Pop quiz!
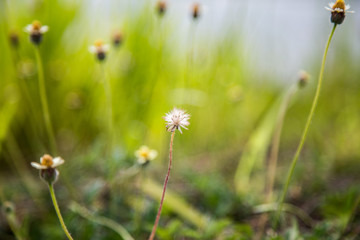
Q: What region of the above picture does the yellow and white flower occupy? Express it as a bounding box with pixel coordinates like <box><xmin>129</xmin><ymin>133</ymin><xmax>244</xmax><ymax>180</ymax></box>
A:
<box><xmin>89</xmin><ymin>40</ymin><xmax>110</xmax><ymax>61</ymax></box>
<box><xmin>325</xmin><ymin>0</ymin><xmax>353</xmax><ymax>24</ymax></box>
<box><xmin>31</xmin><ymin>154</ymin><xmax>64</xmax><ymax>170</ymax></box>
<box><xmin>31</xmin><ymin>154</ymin><xmax>64</xmax><ymax>184</ymax></box>
<box><xmin>24</xmin><ymin>20</ymin><xmax>49</xmax><ymax>45</ymax></box>
<box><xmin>135</xmin><ymin>146</ymin><xmax>158</xmax><ymax>165</ymax></box>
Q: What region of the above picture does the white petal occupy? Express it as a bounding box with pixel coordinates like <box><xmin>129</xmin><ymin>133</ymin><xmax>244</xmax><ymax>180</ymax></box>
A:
<box><xmin>137</xmin><ymin>158</ymin><xmax>146</xmax><ymax>164</ymax></box>
<box><xmin>102</xmin><ymin>44</ymin><xmax>110</xmax><ymax>52</ymax></box>
<box><xmin>89</xmin><ymin>46</ymin><xmax>97</xmax><ymax>53</ymax></box>
<box><xmin>40</xmin><ymin>25</ymin><xmax>49</xmax><ymax>33</ymax></box>
<box><xmin>149</xmin><ymin>150</ymin><xmax>158</xmax><ymax>160</ymax></box>
<box><xmin>31</xmin><ymin>162</ymin><xmax>47</xmax><ymax>169</ymax></box>
<box><xmin>24</xmin><ymin>25</ymin><xmax>33</xmax><ymax>33</ymax></box>
<box><xmin>52</xmin><ymin>157</ymin><xmax>64</xmax><ymax>167</ymax></box>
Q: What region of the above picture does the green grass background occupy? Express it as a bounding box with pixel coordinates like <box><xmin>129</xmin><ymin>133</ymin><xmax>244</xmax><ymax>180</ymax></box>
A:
<box><xmin>0</xmin><ymin>0</ymin><xmax>359</xmax><ymax>239</ymax></box>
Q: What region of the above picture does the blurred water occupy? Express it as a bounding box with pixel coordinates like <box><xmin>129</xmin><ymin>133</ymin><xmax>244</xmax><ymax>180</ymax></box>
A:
<box><xmin>76</xmin><ymin>0</ymin><xmax>360</xmax><ymax>83</ymax></box>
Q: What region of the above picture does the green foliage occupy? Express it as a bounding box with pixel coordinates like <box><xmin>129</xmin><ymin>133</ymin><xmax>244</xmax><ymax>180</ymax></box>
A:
<box><xmin>0</xmin><ymin>0</ymin><xmax>359</xmax><ymax>239</ymax></box>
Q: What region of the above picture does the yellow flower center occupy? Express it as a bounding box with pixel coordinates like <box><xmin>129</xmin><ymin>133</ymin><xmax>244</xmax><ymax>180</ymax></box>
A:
<box><xmin>94</xmin><ymin>40</ymin><xmax>104</xmax><ymax>47</ymax></box>
<box><xmin>32</xmin><ymin>20</ymin><xmax>42</xmax><ymax>31</ymax></box>
<box><xmin>333</xmin><ymin>0</ymin><xmax>345</xmax><ymax>11</ymax></box>
<box><xmin>41</xmin><ymin>154</ymin><xmax>54</xmax><ymax>167</ymax></box>
<box><xmin>140</xmin><ymin>151</ymin><xmax>149</xmax><ymax>159</ymax></box>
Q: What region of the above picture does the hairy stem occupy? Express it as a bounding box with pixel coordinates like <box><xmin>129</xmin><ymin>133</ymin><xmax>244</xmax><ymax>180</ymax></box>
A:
<box><xmin>148</xmin><ymin>131</ymin><xmax>175</xmax><ymax>240</ymax></box>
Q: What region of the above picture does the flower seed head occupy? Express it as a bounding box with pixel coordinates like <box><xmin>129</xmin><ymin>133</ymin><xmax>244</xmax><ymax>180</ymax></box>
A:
<box><xmin>31</xmin><ymin>154</ymin><xmax>64</xmax><ymax>184</ymax></box>
<box><xmin>157</xmin><ymin>1</ymin><xmax>167</xmax><ymax>16</ymax></box>
<box><xmin>24</xmin><ymin>20</ymin><xmax>49</xmax><ymax>45</ymax></box>
<box><xmin>325</xmin><ymin>0</ymin><xmax>353</xmax><ymax>25</ymax></box>
<box><xmin>135</xmin><ymin>145</ymin><xmax>158</xmax><ymax>165</ymax></box>
<box><xmin>298</xmin><ymin>70</ymin><xmax>310</xmax><ymax>88</ymax></box>
<box><xmin>163</xmin><ymin>108</ymin><xmax>190</xmax><ymax>134</ymax></box>
<box><xmin>89</xmin><ymin>40</ymin><xmax>110</xmax><ymax>61</ymax></box>
<box><xmin>192</xmin><ymin>3</ymin><xmax>200</xmax><ymax>20</ymax></box>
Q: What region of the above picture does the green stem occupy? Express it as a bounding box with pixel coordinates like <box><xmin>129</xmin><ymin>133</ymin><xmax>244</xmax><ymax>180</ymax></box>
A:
<box><xmin>34</xmin><ymin>46</ymin><xmax>57</xmax><ymax>155</ymax></box>
<box><xmin>254</xmin><ymin>203</ymin><xmax>315</xmax><ymax>227</ymax></box>
<box><xmin>70</xmin><ymin>201</ymin><xmax>134</xmax><ymax>240</ymax></box>
<box><xmin>266</xmin><ymin>85</ymin><xmax>297</xmax><ymax>201</ymax></box>
<box><xmin>276</xmin><ymin>24</ymin><xmax>337</xmax><ymax>226</ymax></box>
<box><xmin>256</xmin><ymin>85</ymin><xmax>298</xmax><ymax>239</ymax></box>
<box><xmin>101</xmin><ymin>64</ymin><xmax>114</xmax><ymax>151</ymax></box>
<box><xmin>48</xmin><ymin>184</ymin><xmax>73</xmax><ymax>240</ymax></box>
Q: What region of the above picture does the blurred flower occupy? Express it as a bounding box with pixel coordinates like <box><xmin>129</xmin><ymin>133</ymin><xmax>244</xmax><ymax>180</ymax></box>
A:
<box><xmin>191</xmin><ymin>3</ymin><xmax>200</xmax><ymax>20</ymax></box>
<box><xmin>325</xmin><ymin>0</ymin><xmax>353</xmax><ymax>24</ymax></box>
<box><xmin>135</xmin><ymin>145</ymin><xmax>158</xmax><ymax>165</ymax></box>
<box><xmin>156</xmin><ymin>1</ymin><xmax>167</xmax><ymax>16</ymax></box>
<box><xmin>298</xmin><ymin>70</ymin><xmax>310</xmax><ymax>88</ymax></box>
<box><xmin>112</xmin><ymin>32</ymin><xmax>124</xmax><ymax>47</ymax></box>
<box><xmin>9</xmin><ymin>31</ymin><xmax>19</xmax><ymax>48</ymax></box>
<box><xmin>24</xmin><ymin>20</ymin><xmax>49</xmax><ymax>45</ymax></box>
<box><xmin>89</xmin><ymin>40</ymin><xmax>110</xmax><ymax>61</ymax></box>
<box><xmin>163</xmin><ymin>108</ymin><xmax>190</xmax><ymax>133</ymax></box>
<box><xmin>31</xmin><ymin>154</ymin><xmax>64</xmax><ymax>184</ymax></box>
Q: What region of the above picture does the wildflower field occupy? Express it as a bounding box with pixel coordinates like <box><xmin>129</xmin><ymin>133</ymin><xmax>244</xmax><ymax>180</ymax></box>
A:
<box><xmin>1</xmin><ymin>0</ymin><xmax>360</xmax><ymax>239</ymax></box>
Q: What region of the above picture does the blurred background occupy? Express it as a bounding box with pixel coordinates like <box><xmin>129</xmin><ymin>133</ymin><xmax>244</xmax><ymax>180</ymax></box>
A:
<box><xmin>0</xmin><ymin>0</ymin><xmax>359</xmax><ymax>239</ymax></box>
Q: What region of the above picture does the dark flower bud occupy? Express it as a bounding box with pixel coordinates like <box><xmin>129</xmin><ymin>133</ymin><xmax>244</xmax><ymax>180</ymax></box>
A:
<box><xmin>40</xmin><ymin>168</ymin><xmax>59</xmax><ymax>184</ymax></box>
<box><xmin>2</xmin><ymin>202</ymin><xmax>15</xmax><ymax>214</ymax></box>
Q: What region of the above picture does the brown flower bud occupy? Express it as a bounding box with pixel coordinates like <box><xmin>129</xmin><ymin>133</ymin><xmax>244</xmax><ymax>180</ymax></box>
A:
<box><xmin>298</xmin><ymin>70</ymin><xmax>310</xmax><ymax>88</ymax></box>
<box><xmin>192</xmin><ymin>3</ymin><xmax>200</xmax><ymax>20</ymax></box>
<box><xmin>113</xmin><ymin>32</ymin><xmax>124</xmax><ymax>47</ymax></box>
<box><xmin>9</xmin><ymin>32</ymin><xmax>19</xmax><ymax>48</ymax></box>
<box><xmin>157</xmin><ymin>1</ymin><xmax>167</xmax><ymax>16</ymax></box>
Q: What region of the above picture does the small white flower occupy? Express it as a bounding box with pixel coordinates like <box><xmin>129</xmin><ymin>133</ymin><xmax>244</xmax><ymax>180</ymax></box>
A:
<box><xmin>31</xmin><ymin>154</ymin><xmax>64</xmax><ymax>170</ymax></box>
<box><xmin>24</xmin><ymin>20</ymin><xmax>49</xmax><ymax>45</ymax></box>
<box><xmin>325</xmin><ymin>0</ymin><xmax>353</xmax><ymax>25</ymax></box>
<box><xmin>89</xmin><ymin>40</ymin><xmax>110</xmax><ymax>61</ymax></box>
<box><xmin>325</xmin><ymin>0</ymin><xmax>353</xmax><ymax>13</ymax></box>
<box><xmin>24</xmin><ymin>20</ymin><xmax>49</xmax><ymax>34</ymax></box>
<box><xmin>89</xmin><ymin>40</ymin><xmax>110</xmax><ymax>54</ymax></box>
<box><xmin>135</xmin><ymin>146</ymin><xmax>158</xmax><ymax>164</ymax></box>
<box><xmin>163</xmin><ymin>108</ymin><xmax>190</xmax><ymax>134</ymax></box>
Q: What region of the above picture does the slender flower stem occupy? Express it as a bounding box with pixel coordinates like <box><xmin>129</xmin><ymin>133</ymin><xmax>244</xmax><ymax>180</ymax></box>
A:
<box><xmin>149</xmin><ymin>131</ymin><xmax>175</xmax><ymax>240</ymax></box>
<box><xmin>256</xmin><ymin>85</ymin><xmax>297</xmax><ymax>238</ymax></box>
<box><xmin>35</xmin><ymin>46</ymin><xmax>57</xmax><ymax>155</ymax></box>
<box><xmin>101</xmin><ymin>64</ymin><xmax>114</xmax><ymax>150</ymax></box>
<box><xmin>267</xmin><ymin>85</ymin><xmax>297</xmax><ymax>201</ymax></box>
<box><xmin>276</xmin><ymin>24</ymin><xmax>337</xmax><ymax>226</ymax></box>
<box><xmin>48</xmin><ymin>184</ymin><xmax>73</xmax><ymax>240</ymax></box>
